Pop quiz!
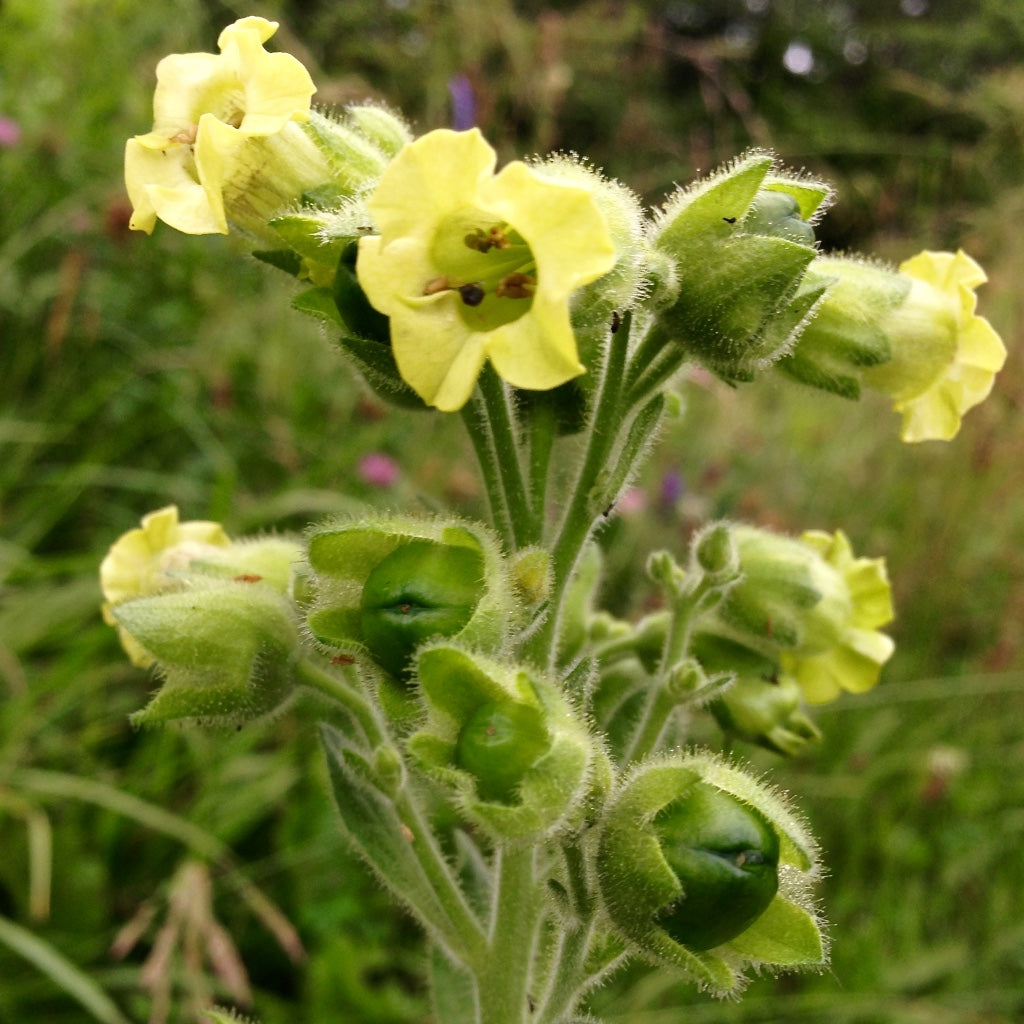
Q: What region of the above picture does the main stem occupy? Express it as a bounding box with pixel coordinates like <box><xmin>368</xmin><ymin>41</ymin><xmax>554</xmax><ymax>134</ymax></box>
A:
<box><xmin>477</xmin><ymin>844</ymin><xmax>541</xmax><ymax>1024</ymax></box>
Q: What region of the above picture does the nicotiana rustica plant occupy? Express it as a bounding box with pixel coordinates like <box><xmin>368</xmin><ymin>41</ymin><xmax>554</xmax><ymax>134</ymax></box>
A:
<box><xmin>103</xmin><ymin>16</ymin><xmax>1009</xmax><ymax>1024</ymax></box>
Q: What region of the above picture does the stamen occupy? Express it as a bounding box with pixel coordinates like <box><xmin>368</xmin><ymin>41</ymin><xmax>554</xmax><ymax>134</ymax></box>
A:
<box><xmin>464</xmin><ymin>225</ymin><xmax>512</xmax><ymax>253</ymax></box>
<box><xmin>423</xmin><ymin>275</ymin><xmax>453</xmax><ymax>295</ymax></box>
<box><xmin>495</xmin><ymin>273</ymin><xmax>535</xmax><ymax>300</ymax></box>
<box><xmin>170</xmin><ymin>124</ymin><xmax>199</xmax><ymax>145</ymax></box>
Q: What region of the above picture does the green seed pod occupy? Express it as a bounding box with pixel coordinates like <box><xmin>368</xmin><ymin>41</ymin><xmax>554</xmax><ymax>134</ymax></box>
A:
<box><xmin>407</xmin><ymin>644</ymin><xmax>593</xmax><ymax>839</ymax></box>
<box><xmin>360</xmin><ymin>539</ymin><xmax>483</xmax><ymax>678</ymax></box>
<box><xmin>743</xmin><ymin>190</ymin><xmax>815</xmax><ymax>246</ymax></box>
<box><xmin>306</xmin><ymin>516</ymin><xmax>512</xmax><ymax>682</ymax></box>
<box><xmin>655</xmin><ymin>784</ymin><xmax>779</xmax><ymax>950</ymax></box>
<box><xmin>594</xmin><ymin>753</ymin><xmax>824</xmax><ymax>993</ymax></box>
<box><xmin>455</xmin><ymin>700</ymin><xmax>551</xmax><ymax>803</ymax></box>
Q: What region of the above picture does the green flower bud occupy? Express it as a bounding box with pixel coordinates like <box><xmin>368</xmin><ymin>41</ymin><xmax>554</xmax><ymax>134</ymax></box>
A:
<box><xmin>656</xmin><ymin>783</ymin><xmax>779</xmax><ymax>950</ymax></box>
<box><xmin>743</xmin><ymin>190</ymin><xmax>815</xmax><ymax>246</ymax></box>
<box><xmin>595</xmin><ymin>753</ymin><xmax>824</xmax><ymax>993</ymax></box>
<box><xmin>306</xmin><ymin>516</ymin><xmax>512</xmax><ymax>681</ymax></box>
<box><xmin>712</xmin><ymin>672</ymin><xmax>821</xmax><ymax>757</ymax></box>
<box><xmin>407</xmin><ymin>645</ymin><xmax>592</xmax><ymax>839</ymax></box>
<box><xmin>649</xmin><ymin>152</ymin><xmax>831</xmax><ymax>383</ymax></box>
<box><xmin>693</xmin><ymin>632</ymin><xmax>821</xmax><ymax>756</ymax></box>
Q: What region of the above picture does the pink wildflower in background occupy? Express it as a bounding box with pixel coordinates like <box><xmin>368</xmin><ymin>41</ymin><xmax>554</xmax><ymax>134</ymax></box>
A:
<box><xmin>359</xmin><ymin>452</ymin><xmax>400</xmax><ymax>488</ymax></box>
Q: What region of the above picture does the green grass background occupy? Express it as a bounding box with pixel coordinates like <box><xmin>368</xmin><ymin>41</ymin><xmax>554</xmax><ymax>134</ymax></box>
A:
<box><xmin>1</xmin><ymin>1</ymin><xmax>1022</xmax><ymax>1021</ymax></box>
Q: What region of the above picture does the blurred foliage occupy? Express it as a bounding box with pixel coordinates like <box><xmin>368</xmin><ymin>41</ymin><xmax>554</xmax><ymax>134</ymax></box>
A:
<box><xmin>1</xmin><ymin>0</ymin><xmax>1022</xmax><ymax>1021</ymax></box>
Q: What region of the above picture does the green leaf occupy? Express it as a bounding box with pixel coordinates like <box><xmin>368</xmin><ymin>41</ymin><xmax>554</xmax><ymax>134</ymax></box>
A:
<box><xmin>321</xmin><ymin>726</ymin><xmax>467</xmax><ymax>949</ymax></box>
<box><xmin>428</xmin><ymin>944</ymin><xmax>477</xmax><ymax>1024</ymax></box>
<box><xmin>292</xmin><ymin>286</ymin><xmax>343</xmax><ymax>325</ymax></box>
<box><xmin>0</xmin><ymin>913</ymin><xmax>130</xmax><ymax>1024</ymax></box>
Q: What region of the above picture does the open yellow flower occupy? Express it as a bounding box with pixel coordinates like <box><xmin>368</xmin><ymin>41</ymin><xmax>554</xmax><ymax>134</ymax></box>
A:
<box><xmin>780</xmin><ymin>529</ymin><xmax>895</xmax><ymax>704</ymax></box>
<box><xmin>100</xmin><ymin>506</ymin><xmax>230</xmax><ymax>666</ymax></box>
<box><xmin>356</xmin><ymin>128</ymin><xmax>616</xmax><ymax>411</ymax></box>
<box><xmin>125</xmin><ymin>17</ymin><xmax>319</xmax><ymax>236</ymax></box>
<box><xmin>785</xmin><ymin>250</ymin><xmax>1005</xmax><ymax>442</ymax></box>
<box><xmin>862</xmin><ymin>250</ymin><xmax>1006</xmax><ymax>442</ymax></box>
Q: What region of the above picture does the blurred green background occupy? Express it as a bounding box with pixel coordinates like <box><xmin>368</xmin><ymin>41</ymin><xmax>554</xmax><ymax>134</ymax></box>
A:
<box><xmin>1</xmin><ymin>0</ymin><xmax>1022</xmax><ymax>1021</ymax></box>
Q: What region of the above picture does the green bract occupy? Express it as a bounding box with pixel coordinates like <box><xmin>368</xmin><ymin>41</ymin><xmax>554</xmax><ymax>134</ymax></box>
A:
<box><xmin>595</xmin><ymin>755</ymin><xmax>824</xmax><ymax>994</ymax></box>
<box><xmin>648</xmin><ymin>152</ymin><xmax>831</xmax><ymax>382</ymax></box>
<box><xmin>408</xmin><ymin>645</ymin><xmax>592</xmax><ymax>839</ymax></box>
<box><xmin>110</xmin><ymin>581</ymin><xmax>298</xmax><ymax>727</ymax></box>
<box><xmin>306</xmin><ymin>515</ymin><xmax>512</xmax><ymax>680</ymax></box>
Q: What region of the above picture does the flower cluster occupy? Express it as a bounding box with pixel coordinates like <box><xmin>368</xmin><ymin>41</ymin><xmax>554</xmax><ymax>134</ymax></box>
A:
<box><xmin>108</xmin><ymin>17</ymin><xmax>1013</xmax><ymax>1021</ymax></box>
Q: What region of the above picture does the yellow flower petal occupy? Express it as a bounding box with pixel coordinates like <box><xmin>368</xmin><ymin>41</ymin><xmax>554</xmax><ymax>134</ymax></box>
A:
<box><xmin>100</xmin><ymin>506</ymin><xmax>230</xmax><ymax>607</ymax></box>
<box><xmin>357</xmin><ymin>128</ymin><xmax>615</xmax><ymax>410</ymax></box>
<box><xmin>874</xmin><ymin>250</ymin><xmax>1006</xmax><ymax>442</ymax></box>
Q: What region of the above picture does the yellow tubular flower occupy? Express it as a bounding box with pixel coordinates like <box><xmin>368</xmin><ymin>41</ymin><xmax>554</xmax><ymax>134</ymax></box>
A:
<box><xmin>125</xmin><ymin>17</ymin><xmax>317</xmax><ymax>236</ymax></box>
<box><xmin>100</xmin><ymin>506</ymin><xmax>230</xmax><ymax>666</ymax></box>
<box><xmin>356</xmin><ymin>128</ymin><xmax>616</xmax><ymax>411</ymax></box>
<box><xmin>863</xmin><ymin>250</ymin><xmax>1006</xmax><ymax>442</ymax></box>
<box><xmin>781</xmin><ymin>530</ymin><xmax>895</xmax><ymax>704</ymax></box>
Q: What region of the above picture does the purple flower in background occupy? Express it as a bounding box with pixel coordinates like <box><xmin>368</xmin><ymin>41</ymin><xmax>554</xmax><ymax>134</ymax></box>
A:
<box><xmin>359</xmin><ymin>452</ymin><xmax>400</xmax><ymax>488</ymax></box>
<box><xmin>0</xmin><ymin>117</ymin><xmax>22</xmax><ymax>147</ymax></box>
<box><xmin>448</xmin><ymin>74</ymin><xmax>476</xmax><ymax>130</ymax></box>
<box><xmin>659</xmin><ymin>470</ymin><xmax>684</xmax><ymax>508</ymax></box>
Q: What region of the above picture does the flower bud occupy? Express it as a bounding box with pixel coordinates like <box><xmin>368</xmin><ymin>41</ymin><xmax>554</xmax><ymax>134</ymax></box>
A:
<box><xmin>695</xmin><ymin>632</ymin><xmax>821</xmax><ymax>756</ymax></box>
<box><xmin>407</xmin><ymin>645</ymin><xmax>592</xmax><ymax>839</ymax></box>
<box><xmin>359</xmin><ymin>539</ymin><xmax>483</xmax><ymax>678</ymax></box>
<box><xmin>455</xmin><ymin>700</ymin><xmax>551</xmax><ymax>803</ymax></box>
<box><xmin>306</xmin><ymin>516</ymin><xmax>512</xmax><ymax>680</ymax></box>
<box><xmin>777</xmin><ymin>250</ymin><xmax>1006</xmax><ymax>441</ymax></box>
<box><xmin>648</xmin><ymin>152</ymin><xmax>831</xmax><ymax>382</ymax></box>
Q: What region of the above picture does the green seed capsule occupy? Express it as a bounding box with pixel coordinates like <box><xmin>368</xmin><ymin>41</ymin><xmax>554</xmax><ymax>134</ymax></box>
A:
<box><xmin>455</xmin><ymin>700</ymin><xmax>550</xmax><ymax>803</ymax></box>
<box><xmin>744</xmin><ymin>192</ymin><xmax>815</xmax><ymax>247</ymax></box>
<box><xmin>360</xmin><ymin>540</ymin><xmax>483</xmax><ymax>678</ymax></box>
<box><xmin>656</xmin><ymin>783</ymin><xmax>780</xmax><ymax>950</ymax></box>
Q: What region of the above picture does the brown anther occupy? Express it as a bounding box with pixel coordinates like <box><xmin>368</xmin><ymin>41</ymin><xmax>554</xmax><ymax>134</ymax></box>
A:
<box><xmin>423</xmin><ymin>275</ymin><xmax>453</xmax><ymax>295</ymax></box>
<box><xmin>170</xmin><ymin>124</ymin><xmax>199</xmax><ymax>145</ymax></box>
<box><xmin>487</xmin><ymin>226</ymin><xmax>511</xmax><ymax>249</ymax></box>
<box><xmin>464</xmin><ymin>229</ymin><xmax>494</xmax><ymax>253</ymax></box>
<box><xmin>233</xmin><ymin>574</ymin><xmax>263</xmax><ymax>583</ymax></box>
<box><xmin>330</xmin><ymin>654</ymin><xmax>356</xmax><ymax>666</ymax></box>
<box><xmin>495</xmin><ymin>273</ymin><xmax>535</xmax><ymax>299</ymax></box>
